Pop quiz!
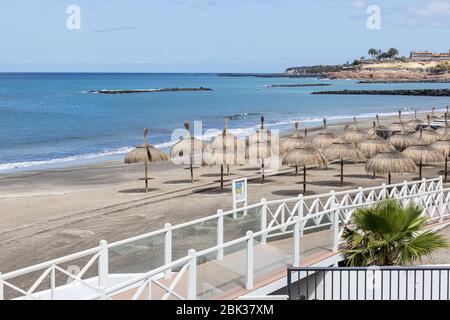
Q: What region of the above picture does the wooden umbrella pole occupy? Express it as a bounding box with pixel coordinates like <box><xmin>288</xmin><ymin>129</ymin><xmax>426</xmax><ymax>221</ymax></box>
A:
<box><xmin>261</xmin><ymin>159</ymin><xmax>265</xmax><ymax>184</ymax></box>
<box><xmin>419</xmin><ymin>159</ymin><xmax>423</xmax><ymax>180</ymax></box>
<box><xmin>340</xmin><ymin>159</ymin><xmax>344</xmax><ymax>187</ymax></box>
<box><xmin>220</xmin><ymin>164</ymin><xmax>224</xmax><ymax>191</ymax></box>
<box><xmin>144</xmin><ymin>159</ymin><xmax>148</xmax><ymax>192</ymax></box>
<box><xmin>295</xmin><ymin>165</ymin><xmax>298</xmax><ymax>176</ymax></box>
<box><xmin>388</xmin><ymin>172</ymin><xmax>391</xmax><ymax>185</ymax></box>
<box><xmin>445</xmin><ymin>156</ymin><xmax>448</xmax><ymax>183</ymax></box>
<box><xmin>190</xmin><ymin>137</ymin><xmax>194</xmax><ymax>184</ymax></box>
<box><xmin>303</xmin><ymin>166</ymin><xmax>307</xmax><ymax>194</ymax></box>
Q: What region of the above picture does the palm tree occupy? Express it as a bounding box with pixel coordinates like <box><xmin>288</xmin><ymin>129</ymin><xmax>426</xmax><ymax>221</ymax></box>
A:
<box><xmin>387</xmin><ymin>48</ymin><xmax>399</xmax><ymax>59</ymax></box>
<box><xmin>368</xmin><ymin>48</ymin><xmax>379</xmax><ymax>60</ymax></box>
<box><xmin>342</xmin><ymin>199</ymin><xmax>448</xmax><ymax>266</ymax></box>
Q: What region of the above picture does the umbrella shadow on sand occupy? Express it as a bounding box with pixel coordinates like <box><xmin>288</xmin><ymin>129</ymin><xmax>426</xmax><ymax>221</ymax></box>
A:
<box><xmin>119</xmin><ymin>188</ymin><xmax>159</xmax><ymax>194</ymax></box>
<box><xmin>308</xmin><ymin>180</ymin><xmax>356</xmax><ymax>188</ymax></box>
<box><xmin>164</xmin><ymin>179</ymin><xmax>200</xmax><ymax>185</ymax></box>
<box><xmin>201</xmin><ymin>173</ymin><xmax>236</xmax><ymax>178</ymax></box>
<box><xmin>344</xmin><ymin>174</ymin><xmax>383</xmax><ymax>180</ymax></box>
<box><xmin>272</xmin><ymin>189</ymin><xmax>317</xmax><ymax>197</ymax></box>
<box><xmin>193</xmin><ymin>186</ymin><xmax>232</xmax><ymax>194</ymax></box>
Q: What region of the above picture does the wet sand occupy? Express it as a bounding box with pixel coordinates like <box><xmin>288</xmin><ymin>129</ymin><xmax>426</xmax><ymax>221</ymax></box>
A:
<box><xmin>0</xmin><ymin>111</ymin><xmax>448</xmax><ymax>273</ymax></box>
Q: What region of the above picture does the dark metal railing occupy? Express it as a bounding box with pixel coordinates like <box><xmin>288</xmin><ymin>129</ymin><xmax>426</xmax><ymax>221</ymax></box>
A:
<box><xmin>287</xmin><ymin>266</ymin><xmax>450</xmax><ymax>300</ymax></box>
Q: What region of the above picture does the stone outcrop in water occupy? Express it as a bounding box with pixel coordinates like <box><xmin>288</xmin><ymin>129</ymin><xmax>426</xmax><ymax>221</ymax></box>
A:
<box><xmin>311</xmin><ymin>89</ymin><xmax>450</xmax><ymax>96</ymax></box>
<box><xmin>89</xmin><ymin>87</ymin><xmax>212</xmax><ymax>94</ymax></box>
<box><xmin>269</xmin><ymin>84</ymin><xmax>332</xmax><ymax>88</ymax></box>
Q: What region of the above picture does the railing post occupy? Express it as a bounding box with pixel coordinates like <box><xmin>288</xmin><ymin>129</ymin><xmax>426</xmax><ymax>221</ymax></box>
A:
<box><xmin>261</xmin><ymin>199</ymin><xmax>267</xmax><ymax>245</ymax></box>
<box><xmin>357</xmin><ymin>187</ymin><xmax>363</xmax><ymax>206</ymax></box>
<box><xmin>298</xmin><ymin>194</ymin><xmax>304</xmax><ymax>236</ymax></box>
<box><xmin>50</xmin><ymin>266</ymin><xmax>56</xmax><ymax>300</ymax></box>
<box><xmin>0</xmin><ymin>273</ymin><xmax>3</xmax><ymax>300</ymax></box>
<box><xmin>98</xmin><ymin>240</ymin><xmax>109</xmax><ymax>290</ymax></box>
<box><xmin>381</xmin><ymin>183</ymin><xmax>387</xmax><ymax>199</ymax></box>
<box><xmin>246</xmin><ymin>231</ymin><xmax>254</xmax><ymax>290</ymax></box>
<box><xmin>164</xmin><ymin>223</ymin><xmax>172</xmax><ymax>279</ymax></box>
<box><xmin>293</xmin><ymin>217</ymin><xmax>300</xmax><ymax>267</ymax></box>
<box><xmin>187</xmin><ymin>249</ymin><xmax>197</xmax><ymax>300</ymax></box>
<box><xmin>217</xmin><ymin>210</ymin><xmax>224</xmax><ymax>260</ymax></box>
<box><xmin>332</xmin><ymin>205</ymin><xmax>339</xmax><ymax>252</ymax></box>
<box><xmin>420</xmin><ymin>178</ymin><xmax>427</xmax><ymax>193</ymax></box>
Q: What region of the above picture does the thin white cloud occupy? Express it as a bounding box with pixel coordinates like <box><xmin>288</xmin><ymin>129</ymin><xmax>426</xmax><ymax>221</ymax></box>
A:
<box><xmin>408</xmin><ymin>1</ymin><xmax>450</xmax><ymax>17</ymax></box>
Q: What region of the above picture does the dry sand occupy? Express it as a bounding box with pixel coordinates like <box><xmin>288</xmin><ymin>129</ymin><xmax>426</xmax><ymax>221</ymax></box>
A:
<box><xmin>0</xmin><ymin>111</ymin><xmax>449</xmax><ymax>273</ymax></box>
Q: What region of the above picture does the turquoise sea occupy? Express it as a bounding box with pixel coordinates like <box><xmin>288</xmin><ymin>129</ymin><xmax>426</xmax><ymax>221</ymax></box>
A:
<box><xmin>0</xmin><ymin>73</ymin><xmax>449</xmax><ymax>172</ymax></box>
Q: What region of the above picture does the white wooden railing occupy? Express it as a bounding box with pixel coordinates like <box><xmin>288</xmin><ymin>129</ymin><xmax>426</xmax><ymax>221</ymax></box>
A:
<box><xmin>1</xmin><ymin>177</ymin><xmax>449</xmax><ymax>300</ymax></box>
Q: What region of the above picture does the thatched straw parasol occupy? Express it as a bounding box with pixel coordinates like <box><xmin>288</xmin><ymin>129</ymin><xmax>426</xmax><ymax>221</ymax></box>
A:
<box><xmin>248</xmin><ymin>115</ymin><xmax>272</xmax><ymax>145</ymax></box>
<box><xmin>358</xmin><ymin>122</ymin><xmax>395</xmax><ymax>158</ymax></box>
<box><xmin>428</xmin><ymin>106</ymin><xmax>439</xmax><ymax>121</ymax></box>
<box><xmin>312</xmin><ymin>119</ymin><xmax>342</xmax><ymax>149</ymax></box>
<box><xmin>247</xmin><ymin>140</ymin><xmax>276</xmax><ymax>184</ymax></box>
<box><xmin>389</xmin><ymin>110</ymin><xmax>406</xmax><ymax>132</ymax></box>
<box><xmin>209</xmin><ymin>118</ymin><xmax>239</xmax><ymax>176</ymax></box>
<box><xmin>405</xmin><ymin>109</ymin><xmax>423</xmax><ymax>131</ymax></box>
<box><xmin>343</xmin><ymin>117</ymin><xmax>368</xmax><ymax>145</ymax></box>
<box><xmin>290</xmin><ymin>122</ymin><xmax>305</xmax><ymax>139</ymax></box>
<box><xmin>125</xmin><ymin>128</ymin><xmax>169</xmax><ymax>192</ymax></box>
<box><xmin>170</xmin><ymin>121</ymin><xmax>206</xmax><ymax>184</ymax></box>
<box><xmin>367</xmin><ymin>114</ymin><xmax>387</xmax><ymax>135</ymax></box>
<box><xmin>366</xmin><ymin>151</ymin><xmax>417</xmax><ymax>184</ymax></box>
<box><xmin>282</xmin><ymin>146</ymin><xmax>327</xmax><ymax>194</ymax></box>
<box><xmin>280</xmin><ymin>129</ymin><xmax>311</xmax><ymax>175</ymax></box>
<box><xmin>389</xmin><ymin>130</ymin><xmax>419</xmax><ymax>151</ymax></box>
<box><xmin>323</xmin><ymin>142</ymin><xmax>366</xmax><ymax>187</ymax></box>
<box><xmin>432</xmin><ymin>125</ymin><xmax>450</xmax><ymax>183</ymax></box>
<box><xmin>403</xmin><ymin>130</ymin><xmax>445</xmax><ymax>180</ymax></box>
<box><xmin>204</xmin><ymin>121</ymin><xmax>244</xmax><ymax>191</ymax></box>
<box><xmin>414</xmin><ymin>114</ymin><xmax>439</xmax><ymax>145</ymax></box>
<box><xmin>437</xmin><ymin>113</ymin><xmax>449</xmax><ymax>136</ymax></box>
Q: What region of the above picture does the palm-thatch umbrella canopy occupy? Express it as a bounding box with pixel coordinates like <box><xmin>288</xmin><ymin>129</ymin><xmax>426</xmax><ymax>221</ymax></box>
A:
<box><xmin>358</xmin><ymin>122</ymin><xmax>395</xmax><ymax>158</ymax></box>
<box><xmin>437</xmin><ymin>112</ymin><xmax>449</xmax><ymax>136</ymax></box>
<box><xmin>204</xmin><ymin>137</ymin><xmax>245</xmax><ymax>192</ymax></box>
<box><xmin>170</xmin><ymin>121</ymin><xmax>206</xmax><ymax>184</ymax></box>
<box><xmin>323</xmin><ymin>142</ymin><xmax>366</xmax><ymax>187</ymax></box>
<box><xmin>403</xmin><ymin>131</ymin><xmax>445</xmax><ymax>180</ymax></box>
<box><xmin>367</xmin><ymin>114</ymin><xmax>387</xmax><ymax>135</ymax></box>
<box><xmin>209</xmin><ymin>118</ymin><xmax>239</xmax><ymax>176</ymax></box>
<box><xmin>405</xmin><ymin>109</ymin><xmax>423</xmax><ymax>131</ymax></box>
<box><xmin>125</xmin><ymin>128</ymin><xmax>169</xmax><ymax>192</ymax></box>
<box><xmin>282</xmin><ymin>146</ymin><xmax>327</xmax><ymax>194</ymax></box>
<box><xmin>414</xmin><ymin>114</ymin><xmax>439</xmax><ymax>145</ymax></box>
<box><xmin>432</xmin><ymin>129</ymin><xmax>450</xmax><ymax>183</ymax></box>
<box><xmin>366</xmin><ymin>151</ymin><xmax>417</xmax><ymax>184</ymax></box>
<box><xmin>428</xmin><ymin>106</ymin><xmax>439</xmax><ymax>121</ymax></box>
<box><xmin>343</xmin><ymin>117</ymin><xmax>368</xmax><ymax>145</ymax></box>
<box><xmin>312</xmin><ymin>119</ymin><xmax>342</xmax><ymax>149</ymax></box>
<box><xmin>389</xmin><ymin>111</ymin><xmax>406</xmax><ymax>132</ymax></box>
<box><xmin>248</xmin><ymin>115</ymin><xmax>272</xmax><ymax>145</ymax></box>
<box><xmin>247</xmin><ymin>140</ymin><xmax>276</xmax><ymax>184</ymax></box>
<box><xmin>280</xmin><ymin>129</ymin><xmax>310</xmax><ymax>175</ymax></box>
<box><xmin>389</xmin><ymin>130</ymin><xmax>419</xmax><ymax>151</ymax></box>
<box><xmin>290</xmin><ymin>122</ymin><xmax>305</xmax><ymax>139</ymax></box>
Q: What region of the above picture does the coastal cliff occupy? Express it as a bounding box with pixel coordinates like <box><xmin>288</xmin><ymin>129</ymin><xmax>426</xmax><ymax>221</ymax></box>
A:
<box><xmin>286</xmin><ymin>60</ymin><xmax>450</xmax><ymax>81</ymax></box>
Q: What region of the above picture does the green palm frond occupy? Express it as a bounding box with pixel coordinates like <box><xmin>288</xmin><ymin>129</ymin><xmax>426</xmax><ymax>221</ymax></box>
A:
<box><xmin>341</xmin><ymin>198</ymin><xmax>449</xmax><ymax>266</ymax></box>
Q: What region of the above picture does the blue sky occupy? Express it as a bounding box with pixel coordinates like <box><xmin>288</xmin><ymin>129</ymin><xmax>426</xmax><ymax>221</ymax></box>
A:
<box><xmin>0</xmin><ymin>0</ymin><xmax>449</xmax><ymax>72</ymax></box>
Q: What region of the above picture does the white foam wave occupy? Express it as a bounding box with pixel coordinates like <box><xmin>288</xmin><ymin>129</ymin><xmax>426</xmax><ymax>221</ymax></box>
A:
<box><xmin>0</xmin><ymin>147</ymin><xmax>134</xmax><ymax>171</ymax></box>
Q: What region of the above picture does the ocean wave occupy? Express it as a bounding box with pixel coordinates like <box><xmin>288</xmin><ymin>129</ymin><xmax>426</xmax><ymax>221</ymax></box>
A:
<box><xmin>1</xmin><ymin>107</ymin><xmax>444</xmax><ymax>172</ymax></box>
<box><xmin>0</xmin><ymin>147</ymin><xmax>134</xmax><ymax>171</ymax></box>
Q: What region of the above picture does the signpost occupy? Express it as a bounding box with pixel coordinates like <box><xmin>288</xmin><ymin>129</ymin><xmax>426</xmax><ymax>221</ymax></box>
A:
<box><xmin>232</xmin><ymin>178</ymin><xmax>247</xmax><ymax>218</ymax></box>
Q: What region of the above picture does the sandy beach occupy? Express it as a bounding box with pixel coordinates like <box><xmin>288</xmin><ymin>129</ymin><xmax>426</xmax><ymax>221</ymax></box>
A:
<box><xmin>1</xmin><ymin>111</ymin><xmax>449</xmax><ymax>273</ymax></box>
